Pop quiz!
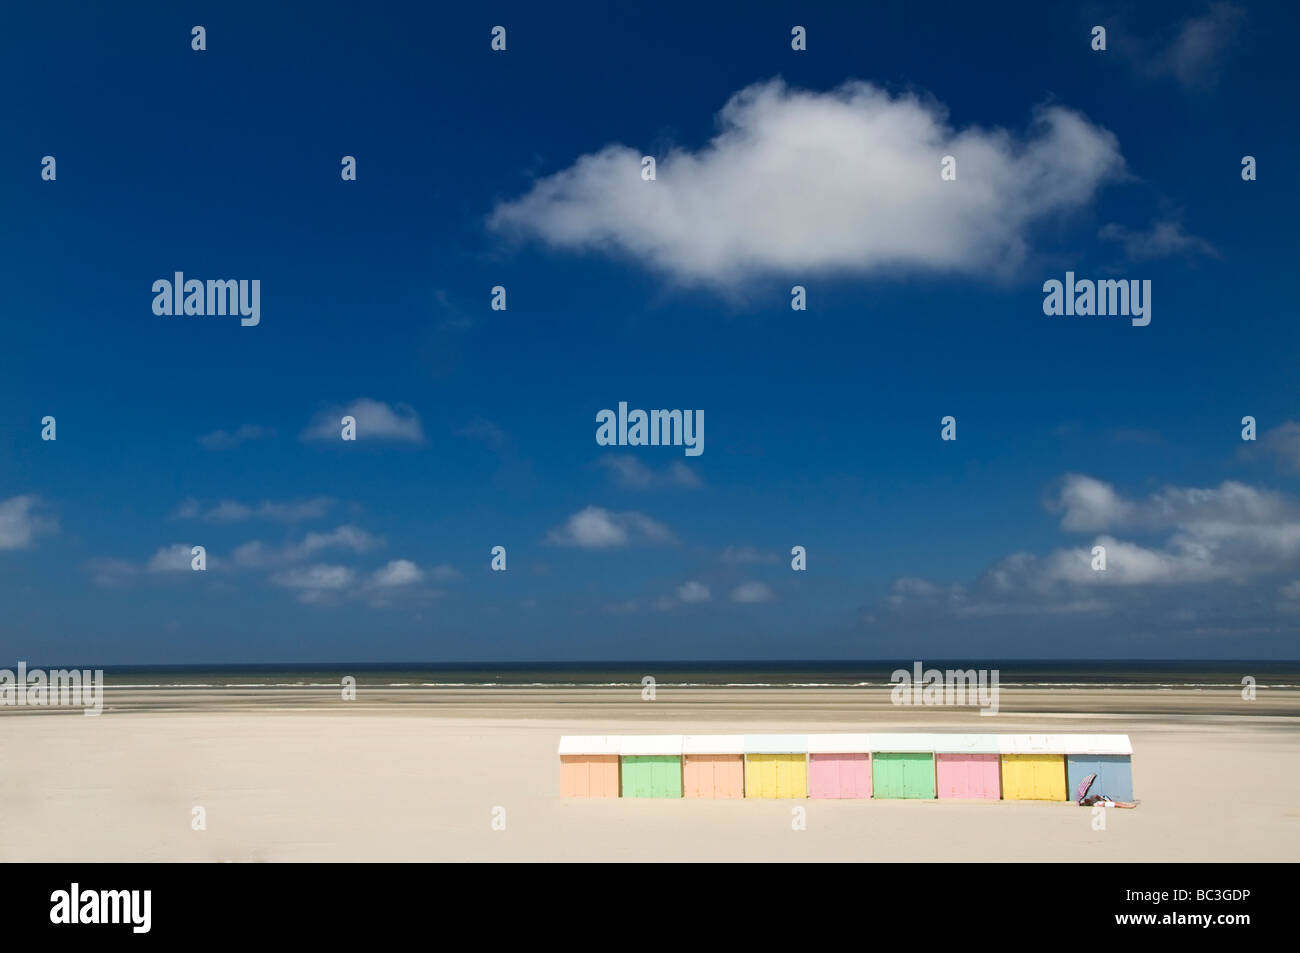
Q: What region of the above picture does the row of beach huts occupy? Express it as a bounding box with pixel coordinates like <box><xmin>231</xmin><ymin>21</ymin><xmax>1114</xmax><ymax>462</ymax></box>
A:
<box><xmin>559</xmin><ymin>733</ymin><xmax>1133</xmax><ymax>801</ymax></box>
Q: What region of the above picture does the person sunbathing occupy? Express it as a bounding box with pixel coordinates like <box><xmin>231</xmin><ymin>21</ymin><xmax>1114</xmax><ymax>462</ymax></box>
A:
<box><xmin>1080</xmin><ymin>793</ymin><xmax>1137</xmax><ymax>808</ymax></box>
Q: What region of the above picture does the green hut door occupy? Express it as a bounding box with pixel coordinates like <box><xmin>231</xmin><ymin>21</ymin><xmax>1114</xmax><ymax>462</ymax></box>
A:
<box><xmin>621</xmin><ymin>755</ymin><xmax>682</xmax><ymax>798</ymax></box>
<box><xmin>874</xmin><ymin>752</ymin><xmax>935</xmax><ymax>798</ymax></box>
<box><xmin>901</xmin><ymin>753</ymin><xmax>935</xmax><ymax>798</ymax></box>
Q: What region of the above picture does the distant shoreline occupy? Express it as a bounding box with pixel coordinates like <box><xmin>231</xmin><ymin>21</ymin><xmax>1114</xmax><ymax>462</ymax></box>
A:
<box><xmin>11</xmin><ymin>659</ymin><xmax>1300</xmax><ymax>690</ymax></box>
<box><xmin>5</xmin><ymin>684</ymin><xmax>1297</xmax><ymax>720</ymax></box>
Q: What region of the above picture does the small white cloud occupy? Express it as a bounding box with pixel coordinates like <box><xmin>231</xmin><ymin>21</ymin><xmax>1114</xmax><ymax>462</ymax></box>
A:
<box><xmin>676</xmin><ymin>580</ymin><xmax>712</xmax><ymax>603</ymax></box>
<box><xmin>0</xmin><ymin>495</ymin><xmax>57</xmax><ymax>550</ymax></box>
<box><xmin>230</xmin><ymin>541</ymin><xmax>272</xmax><ymax>568</ymax></box>
<box><xmin>546</xmin><ymin>506</ymin><xmax>674</xmax><ymax>548</ymax></box>
<box><xmin>434</xmin><ymin>289</ymin><xmax>474</xmax><ymax>331</ymax></box>
<box><xmin>720</xmin><ymin>545</ymin><xmax>776</xmax><ymax>564</ymax></box>
<box><xmin>174</xmin><ymin>498</ymin><xmax>201</xmax><ymax>519</ymax></box>
<box><xmin>731</xmin><ymin>581</ymin><xmax>773</xmax><ymax>603</ymax></box>
<box><xmin>146</xmin><ymin>544</ymin><xmax>197</xmax><ymax>573</ymax></box>
<box><xmin>176</xmin><ymin>498</ymin><xmax>335</xmax><ymax>522</ymax></box>
<box><xmin>197</xmin><ymin>424</ymin><xmax>274</xmax><ymax>450</ymax></box>
<box><xmin>597</xmin><ymin>455</ymin><xmax>701</xmax><ymax>489</ymax></box>
<box><xmin>296</xmin><ymin>525</ymin><xmax>379</xmax><ymax>556</ymax></box>
<box><xmin>428</xmin><ymin>564</ymin><xmax>462</xmax><ymax>582</ymax></box>
<box><xmin>665</xmin><ymin>462</ymin><xmax>702</xmax><ymax>488</ymax></box>
<box><xmin>302</xmin><ymin>398</ymin><xmax>425</xmax><ymax>444</ymax></box>
<box><xmin>457</xmin><ymin>417</ymin><xmax>510</xmax><ymax>452</ymax></box>
<box><xmin>232</xmin><ymin>525</ymin><xmax>382</xmax><ymax>568</ymax></box>
<box><xmin>1148</xmin><ymin>3</ymin><xmax>1246</xmax><ymax>88</ymax></box>
<box><xmin>1098</xmin><ymin>220</ymin><xmax>1218</xmax><ymax>262</ymax></box>
<box><xmin>87</xmin><ymin>545</ymin><xmax>208</xmax><ymax>586</ymax></box>
<box><xmin>86</xmin><ymin>557</ymin><xmax>139</xmax><ymax>588</ymax></box>
<box><xmin>370</xmin><ymin>559</ymin><xmax>423</xmax><ymax>588</ymax></box>
<box><xmin>272</xmin><ymin>564</ymin><xmax>356</xmax><ymax>593</ymax></box>
<box><xmin>598</xmin><ymin>455</ymin><xmax>654</xmax><ymax>489</ymax></box>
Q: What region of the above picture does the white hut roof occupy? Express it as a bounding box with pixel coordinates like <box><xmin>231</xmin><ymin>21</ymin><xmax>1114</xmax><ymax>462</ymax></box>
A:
<box><xmin>1060</xmin><ymin>734</ymin><xmax>1133</xmax><ymax>755</ymax></box>
<box><xmin>932</xmin><ymin>733</ymin><xmax>1001</xmax><ymax>754</ymax></box>
<box><xmin>682</xmin><ymin>735</ymin><xmax>745</xmax><ymax>754</ymax></box>
<box><xmin>557</xmin><ymin>735</ymin><xmax>621</xmax><ymax>755</ymax></box>
<box><xmin>618</xmin><ymin>735</ymin><xmax>684</xmax><ymax>756</ymax></box>
<box><xmin>868</xmin><ymin>732</ymin><xmax>935</xmax><ymax>752</ymax></box>
<box><xmin>806</xmin><ymin>733</ymin><xmax>872</xmax><ymax>753</ymax></box>
<box><xmin>998</xmin><ymin>734</ymin><xmax>1071</xmax><ymax>754</ymax></box>
<box><xmin>744</xmin><ymin>734</ymin><xmax>809</xmax><ymax>754</ymax></box>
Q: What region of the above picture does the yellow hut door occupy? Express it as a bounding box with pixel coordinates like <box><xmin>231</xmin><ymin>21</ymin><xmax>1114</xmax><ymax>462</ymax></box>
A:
<box><xmin>1002</xmin><ymin>754</ymin><xmax>1067</xmax><ymax>800</ymax></box>
<box><xmin>746</xmin><ymin>754</ymin><xmax>807</xmax><ymax>798</ymax></box>
<box><xmin>1030</xmin><ymin>755</ymin><xmax>1066</xmax><ymax>800</ymax></box>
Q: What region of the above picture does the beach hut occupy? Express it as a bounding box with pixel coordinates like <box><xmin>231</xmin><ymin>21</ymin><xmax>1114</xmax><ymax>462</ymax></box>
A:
<box><xmin>743</xmin><ymin>735</ymin><xmax>808</xmax><ymax>798</ymax></box>
<box><xmin>1063</xmin><ymin>734</ymin><xmax>1134</xmax><ymax>801</ymax></box>
<box><xmin>682</xmin><ymin>735</ymin><xmax>746</xmax><ymax>799</ymax></box>
<box><xmin>999</xmin><ymin>734</ymin><xmax>1069</xmax><ymax>801</ymax></box>
<box><xmin>558</xmin><ymin>736</ymin><xmax>622</xmax><ymax>798</ymax></box>
<box><xmin>933</xmin><ymin>734</ymin><xmax>1002</xmax><ymax>800</ymax></box>
<box><xmin>807</xmin><ymin>733</ymin><xmax>872</xmax><ymax>799</ymax></box>
<box><xmin>870</xmin><ymin>733</ymin><xmax>936</xmax><ymax>799</ymax></box>
<box><xmin>619</xmin><ymin>736</ymin><xmax>683</xmax><ymax>798</ymax></box>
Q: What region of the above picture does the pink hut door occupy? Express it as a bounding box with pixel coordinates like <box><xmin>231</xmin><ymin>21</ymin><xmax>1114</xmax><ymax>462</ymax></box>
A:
<box><xmin>936</xmin><ymin>753</ymin><xmax>1001</xmax><ymax>799</ymax></box>
<box><xmin>809</xmin><ymin>753</ymin><xmax>871</xmax><ymax>798</ymax></box>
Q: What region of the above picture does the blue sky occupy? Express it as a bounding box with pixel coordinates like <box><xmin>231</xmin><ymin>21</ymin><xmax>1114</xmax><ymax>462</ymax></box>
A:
<box><xmin>3</xmin><ymin>1</ymin><xmax>1299</xmax><ymax>663</ymax></box>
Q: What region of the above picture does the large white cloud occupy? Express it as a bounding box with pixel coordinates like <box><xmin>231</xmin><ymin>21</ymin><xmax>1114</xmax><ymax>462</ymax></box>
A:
<box><xmin>887</xmin><ymin>473</ymin><xmax>1300</xmax><ymax>623</ymax></box>
<box><xmin>490</xmin><ymin>79</ymin><xmax>1125</xmax><ymax>285</ymax></box>
<box><xmin>1055</xmin><ymin>475</ymin><xmax>1300</xmax><ymax>558</ymax></box>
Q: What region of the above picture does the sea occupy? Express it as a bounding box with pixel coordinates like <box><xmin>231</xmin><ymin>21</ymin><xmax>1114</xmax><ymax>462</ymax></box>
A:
<box><xmin>55</xmin><ymin>659</ymin><xmax>1300</xmax><ymax>690</ymax></box>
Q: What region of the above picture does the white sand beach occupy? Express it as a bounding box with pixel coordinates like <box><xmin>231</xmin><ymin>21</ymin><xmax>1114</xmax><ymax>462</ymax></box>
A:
<box><xmin>1</xmin><ymin>686</ymin><xmax>1297</xmax><ymax>862</ymax></box>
